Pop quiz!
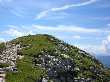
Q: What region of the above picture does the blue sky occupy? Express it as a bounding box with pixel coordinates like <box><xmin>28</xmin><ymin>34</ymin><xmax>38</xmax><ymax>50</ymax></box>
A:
<box><xmin>0</xmin><ymin>0</ymin><xmax>110</xmax><ymax>56</ymax></box>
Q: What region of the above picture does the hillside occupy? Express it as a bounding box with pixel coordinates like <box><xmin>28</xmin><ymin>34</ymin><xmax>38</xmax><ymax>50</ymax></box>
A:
<box><xmin>0</xmin><ymin>34</ymin><xmax>110</xmax><ymax>82</ymax></box>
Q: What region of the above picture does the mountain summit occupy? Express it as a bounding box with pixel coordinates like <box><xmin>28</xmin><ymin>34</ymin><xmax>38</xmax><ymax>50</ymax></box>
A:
<box><xmin>0</xmin><ymin>34</ymin><xmax>110</xmax><ymax>82</ymax></box>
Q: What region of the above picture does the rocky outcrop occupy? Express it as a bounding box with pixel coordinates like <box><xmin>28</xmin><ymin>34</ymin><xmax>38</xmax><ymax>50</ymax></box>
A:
<box><xmin>0</xmin><ymin>42</ymin><xmax>20</xmax><ymax>66</ymax></box>
<box><xmin>0</xmin><ymin>42</ymin><xmax>23</xmax><ymax>73</ymax></box>
<box><xmin>34</xmin><ymin>51</ymin><xmax>75</xmax><ymax>82</ymax></box>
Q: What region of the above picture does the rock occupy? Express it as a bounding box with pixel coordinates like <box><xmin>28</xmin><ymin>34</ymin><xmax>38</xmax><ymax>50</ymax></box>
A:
<box><xmin>34</xmin><ymin>51</ymin><xmax>75</xmax><ymax>82</ymax></box>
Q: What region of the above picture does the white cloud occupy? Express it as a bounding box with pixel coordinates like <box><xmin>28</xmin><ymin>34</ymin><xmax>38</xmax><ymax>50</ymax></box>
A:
<box><xmin>33</xmin><ymin>25</ymin><xmax>101</xmax><ymax>33</ymax></box>
<box><xmin>107</xmin><ymin>35</ymin><xmax>110</xmax><ymax>42</ymax></box>
<box><xmin>36</xmin><ymin>0</ymin><xmax>97</xmax><ymax>19</ymax></box>
<box><xmin>51</xmin><ymin>0</ymin><xmax>97</xmax><ymax>11</ymax></box>
<box><xmin>2</xmin><ymin>25</ymin><xmax>34</xmax><ymax>37</ymax></box>
<box><xmin>78</xmin><ymin>44</ymin><xmax>110</xmax><ymax>56</ymax></box>
<box><xmin>76</xmin><ymin>44</ymin><xmax>102</xmax><ymax>55</ymax></box>
<box><xmin>72</xmin><ymin>35</ymin><xmax>81</xmax><ymax>39</ymax></box>
<box><xmin>74</xmin><ymin>34</ymin><xmax>110</xmax><ymax>55</ymax></box>
<box><xmin>100</xmin><ymin>40</ymin><xmax>108</xmax><ymax>53</ymax></box>
<box><xmin>0</xmin><ymin>38</ymin><xmax>5</xmax><ymax>42</ymax></box>
<box><xmin>4</xmin><ymin>28</ymin><xmax>24</xmax><ymax>37</ymax></box>
<box><xmin>100</xmin><ymin>35</ymin><xmax>110</xmax><ymax>54</ymax></box>
<box><xmin>36</xmin><ymin>10</ymin><xmax>49</xmax><ymax>19</ymax></box>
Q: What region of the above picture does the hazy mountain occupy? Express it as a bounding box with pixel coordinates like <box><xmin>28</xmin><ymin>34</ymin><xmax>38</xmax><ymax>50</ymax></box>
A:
<box><xmin>96</xmin><ymin>55</ymin><xmax>110</xmax><ymax>68</ymax></box>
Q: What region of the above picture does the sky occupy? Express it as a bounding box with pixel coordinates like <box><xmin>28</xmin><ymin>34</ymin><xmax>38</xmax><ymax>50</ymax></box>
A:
<box><xmin>0</xmin><ymin>0</ymin><xmax>110</xmax><ymax>56</ymax></box>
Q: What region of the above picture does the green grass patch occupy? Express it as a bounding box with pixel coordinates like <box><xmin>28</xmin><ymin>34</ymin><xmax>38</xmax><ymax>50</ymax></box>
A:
<box><xmin>6</xmin><ymin>56</ymin><xmax>45</xmax><ymax>82</ymax></box>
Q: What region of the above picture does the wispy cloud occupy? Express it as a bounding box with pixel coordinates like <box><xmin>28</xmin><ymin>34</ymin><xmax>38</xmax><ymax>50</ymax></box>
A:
<box><xmin>33</xmin><ymin>25</ymin><xmax>101</xmax><ymax>33</ymax></box>
<box><xmin>0</xmin><ymin>0</ymin><xmax>25</xmax><ymax>17</ymax></box>
<box><xmin>0</xmin><ymin>24</ymin><xmax>103</xmax><ymax>40</ymax></box>
<box><xmin>35</xmin><ymin>0</ymin><xmax>98</xmax><ymax>19</ymax></box>
<box><xmin>10</xmin><ymin>8</ymin><xmax>26</xmax><ymax>17</ymax></box>
<box><xmin>1</xmin><ymin>24</ymin><xmax>109</xmax><ymax>38</ymax></box>
<box><xmin>89</xmin><ymin>16</ymin><xmax>110</xmax><ymax>21</ymax></box>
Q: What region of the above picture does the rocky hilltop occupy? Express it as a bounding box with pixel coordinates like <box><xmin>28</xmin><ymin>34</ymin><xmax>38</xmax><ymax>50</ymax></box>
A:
<box><xmin>0</xmin><ymin>34</ymin><xmax>110</xmax><ymax>82</ymax></box>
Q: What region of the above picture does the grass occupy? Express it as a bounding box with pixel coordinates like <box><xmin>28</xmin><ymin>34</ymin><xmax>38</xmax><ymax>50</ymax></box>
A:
<box><xmin>6</xmin><ymin>56</ymin><xmax>45</xmax><ymax>82</ymax></box>
<box><xmin>0</xmin><ymin>63</ymin><xmax>10</xmax><ymax>68</ymax></box>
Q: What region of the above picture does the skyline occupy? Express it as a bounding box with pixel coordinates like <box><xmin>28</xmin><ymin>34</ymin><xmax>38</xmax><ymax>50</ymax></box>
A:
<box><xmin>0</xmin><ymin>0</ymin><xmax>110</xmax><ymax>56</ymax></box>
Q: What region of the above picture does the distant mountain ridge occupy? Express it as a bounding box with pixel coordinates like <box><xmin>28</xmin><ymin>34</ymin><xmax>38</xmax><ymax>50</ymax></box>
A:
<box><xmin>96</xmin><ymin>56</ymin><xmax>110</xmax><ymax>68</ymax></box>
<box><xmin>0</xmin><ymin>34</ymin><xmax>110</xmax><ymax>82</ymax></box>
